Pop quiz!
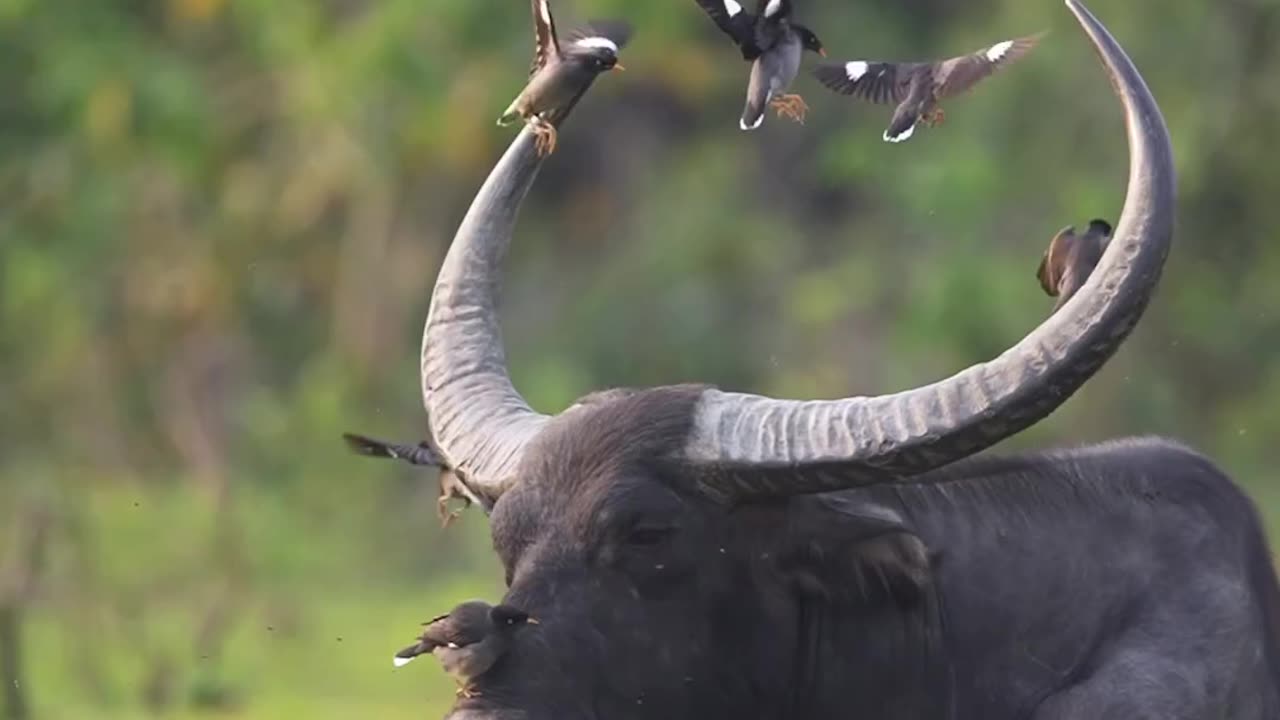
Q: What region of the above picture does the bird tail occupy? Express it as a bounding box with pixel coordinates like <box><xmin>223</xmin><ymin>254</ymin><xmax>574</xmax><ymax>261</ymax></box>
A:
<box><xmin>392</xmin><ymin>641</ymin><xmax>431</xmax><ymax>667</ymax></box>
<box><xmin>497</xmin><ymin>99</ymin><xmax>522</xmax><ymax>126</ymax></box>
<box><xmin>740</xmin><ymin>89</ymin><xmax>768</xmax><ymax>131</ymax></box>
<box><xmin>883</xmin><ymin>107</ymin><xmax>918</xmax><ymax>143</ymax></box>
<box><xmin>341</xmin><ymin>432</ymin><xmax>441</xmax><ymax>467</ymax></box>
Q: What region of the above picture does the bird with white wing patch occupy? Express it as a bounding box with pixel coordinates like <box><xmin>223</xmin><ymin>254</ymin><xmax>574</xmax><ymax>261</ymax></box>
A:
<box><xmin>813</xmin><ymin>32</ymin><xmax>1043</xmax><ymax>143</ymax></box>
<box><xmin>497</xmin><ymin>0</ymin><xmax>632</xmax><ymax>156</ymax></box>
<box><xmin>690</xmin><ymin>0</ymin><xmax>826</xmax><ymax>130</ymax></box>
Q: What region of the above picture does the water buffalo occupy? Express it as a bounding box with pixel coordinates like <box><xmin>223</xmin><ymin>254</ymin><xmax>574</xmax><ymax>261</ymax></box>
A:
<box><xmin>380</xmin><ymin>1</ymin><xmax>1280</xmax><ymax>717</ymax></box>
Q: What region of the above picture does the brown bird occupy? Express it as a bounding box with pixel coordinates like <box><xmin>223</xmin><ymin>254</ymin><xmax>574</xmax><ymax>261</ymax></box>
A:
<box><xmin>1036</xmin><ymin>219</ymin><xmax>1112</xmax><ymax>313</ymax></box>
<box><xmin>497</xmin><ymin>0</ymin><xmax>632</xmax><ymax>156</ymax></box>
<box><xmin>393</xmin><ymin>601</ymin><xmax>538</xmax><ymax>698</ymax></box>
<box><xmin>812</xmin><ymin>33</ymin><xmax>1042</xmax><ymax>142</ymax></box>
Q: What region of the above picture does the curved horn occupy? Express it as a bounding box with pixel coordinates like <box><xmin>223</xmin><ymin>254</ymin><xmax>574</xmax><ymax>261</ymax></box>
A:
<box><xmin>421</xmin><ymin>126</ymin><xmax>552</xmax><ymax>500</ymax></box>
<box><xmin>681</xmin><ymin>0</ymin><xmax>1175</xmax><ymax>501</ymax></box>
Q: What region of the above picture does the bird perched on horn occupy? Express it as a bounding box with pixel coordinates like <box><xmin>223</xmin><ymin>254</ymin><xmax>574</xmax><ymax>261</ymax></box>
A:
<box><xmin>497</xmin><ymin>0</ymin><xmax>632</xmax><ymax>157</ymax></box>
<box><xmin>813</xmin><ymin>33</ymin><xmax>1042</xmax><ymax>143</ymax></box>
<box><xmin>1036</xmin><ymin>219</ymin><xmax>1112</xmax><ymax>313</ymax></box>
<box><xmin>691</xmin><ymin>0</ymin><xmax>826</xmax><ymax>130</ymax></box>
<box><xmin>393</xmin><ymin>601</ymin><xmax>538</xmax><ymax>698</ymax></box>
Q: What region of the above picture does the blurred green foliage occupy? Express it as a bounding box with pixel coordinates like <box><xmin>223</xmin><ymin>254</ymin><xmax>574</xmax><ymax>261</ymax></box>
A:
<box><xmin>1</xmin><ymin>0</ymin><xmax>1279</xmax><ymax>716</ymax></box>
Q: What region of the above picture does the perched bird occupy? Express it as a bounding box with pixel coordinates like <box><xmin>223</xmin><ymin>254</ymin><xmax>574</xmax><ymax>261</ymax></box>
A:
<box><xmin>341</xmin><ymin>431</ymin><xmax>484</xmax><ymax>525</ymax></box>
<box><xmin>813</xmin><ymin>33</ymin><xmax>1042</xmax><ymax>143</ymax></box>
<box><xmin>1036</xmin><ymin>219</ymin><xmax>1112</xmax><ymax>313</ymax></box>
<box><xmin>497</xmin><ymin>0</ymin><xmax>632</xmax><ymax>156</ymax></box>
<box><xmin>692</xmin><ymin>0</ymin><xmax>826</xmax><ymax>130</ymax></box>
<box><xmin>392</xmin><ymin>601</ymin><xmax>538</xmax><ymax>698</ymax></box>
<box><xmin>342</xmin><ymin>432</ymin><xmax>441</xmax><ymax>467</ymax></box>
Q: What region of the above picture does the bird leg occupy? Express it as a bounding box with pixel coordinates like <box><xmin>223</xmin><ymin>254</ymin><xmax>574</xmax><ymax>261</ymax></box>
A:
<box><xmin>529</xmin><ymin>115</ymin><xmax>557</xmax><ymax>157</ymax></box>
<box><xmin>456</xmin><ymin>684</ymin><xmax>481</xmax><ymax>699</ymax></box>
<box><xmin>769</xmin><ymin>94</ymin><xmax>809</xmax><ymax>124</ymax></box>
<box><xmin>922</xmin><ymin>108</ymin><xmax>946</xmax><ymax>127</ymax></box>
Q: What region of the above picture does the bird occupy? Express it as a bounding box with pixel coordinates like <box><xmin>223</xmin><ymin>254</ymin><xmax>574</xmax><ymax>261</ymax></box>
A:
<box><xmin>497</xmin><ymin>0</ymin><xmax>632</xmax><ymax>157</ymax></box>
<box><xmin>691</xmin><ymin>0</ymin><xmax>826</xmax><ymax>130</ymax></box>
<box><xmin>341</xmin><ymin>431</ymin><xmax>484</xmax><ymax>526</ymax></box>
<box><xmin>812</xmin><ymin>33</ymin><xmax>1042</xmax><ymax>143</ymax></box>
<box><xmin>342</xmin><ymin>432</ymin><xmax>441</xmax><ymax>467</ymax></box>
<box><xmin>1036</xmin><ymin>218</ymin><xmax>1112</xmax><ymax>313</ymax></box>
<box><xmin>392</xmin><ymin>601</ymin><xmax>539</xmax><ymax>698</ymax></box>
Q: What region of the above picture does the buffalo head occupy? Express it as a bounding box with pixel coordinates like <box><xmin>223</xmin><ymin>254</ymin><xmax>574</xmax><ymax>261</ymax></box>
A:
<box><xmin>408</xmin><ymin>0</ymin><xmax>1176</xmax><ymax>717</ymax></box>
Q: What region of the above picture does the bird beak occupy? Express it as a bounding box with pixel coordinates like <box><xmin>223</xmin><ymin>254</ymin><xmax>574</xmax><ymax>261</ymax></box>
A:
<box><xmin>819</xmin><ymin>48</ymin><xmax>827</xmax><ymax>57</ymax></box>
<box><xmin>526</xmin><ymin>617</ymin><xmax>540</xmax><ymax>625</ymax></box>
<box><xmin>611</xmin><ymin>63</ymin><xmax>625</xmax><ymax>73</ymax></box>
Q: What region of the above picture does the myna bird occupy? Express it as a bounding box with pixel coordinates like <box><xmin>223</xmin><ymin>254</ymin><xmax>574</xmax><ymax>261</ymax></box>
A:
<box><xmin>497</xmin><ymin>0</ymin><xmax>632</xmax><ymax>156</ymax></box>
<box><xmin>813</xmin><ymin>33</ymin><xmax>1042</xmax><ymax>143</ymax></box>
<box><xmin>393</xmin><ymin>601</ymin><xmax>538</xmax><ymax>698</ymax></box>
<box><xmin>341</xmin><ymin>431</ymin><xmax>485</xmax><ymax>525</ymax></box>
<box><xmin>692</xmin><ymin>0</ymin><xmax>825</xmax><ymax>130</ymax></box>
<box><xmin>1037</xmin><ymin>219</ymin><xmax>1112</xmax><ymax>313</ymax></box>
<box><xmin>342</xmin><ymin>432</ymin><xmax>441</xmax><ymax>467</ymax></box>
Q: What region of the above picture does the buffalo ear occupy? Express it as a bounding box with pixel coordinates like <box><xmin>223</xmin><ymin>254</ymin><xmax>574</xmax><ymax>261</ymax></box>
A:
<box><xmin>771</xmin><ymin>500</ymin><xmax>934</xmax><ymax>608</ymax></box>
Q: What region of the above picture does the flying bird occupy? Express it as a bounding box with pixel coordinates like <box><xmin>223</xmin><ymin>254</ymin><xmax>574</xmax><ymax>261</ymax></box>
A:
<box><xmin>812</xmin><ymin>33</ymin><xmax>1042</xmax><ymax>143</ymax></box>
<box><xmin>497</xmin><ymin>0</ymin><xmax>632</xmax><ymax>156</ymax></box>
<box><xmin>1036</xmin><ymin>218</ymin><xmax>1112</xmax><ymax>313</ymax></box>
<box><xmin>692</xmin><ymin>0</ymin><xmax>826</xmax><ymax>130</ymax></box>
<box><xmin>393</xmin><ymin>601</ymin><xmax>538</xmax><ymax>698</ymax></box>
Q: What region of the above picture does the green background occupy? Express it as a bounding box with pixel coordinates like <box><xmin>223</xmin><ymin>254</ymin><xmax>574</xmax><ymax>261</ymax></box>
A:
<box><xmin>2</xmin><ymin>0</ymin><xmax>1277</xmax><ymax>717</ymax></box>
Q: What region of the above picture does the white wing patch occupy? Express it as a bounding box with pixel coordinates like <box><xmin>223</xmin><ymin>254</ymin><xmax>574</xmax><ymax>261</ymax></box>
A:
<box><xmin>883</xmin><ymin>123</ymin><xmax>916</xmax><ymax>143</ymax></box>
<box><xmin>740</xmin><ymin>114</ymin><xmax>764</xmax><ymax>131</ymax></box>
<box><xmin>723</xmin><ymin>0</ymin><xmax>743</xmax><ymax>17</ymax></box>
<box><xmin>446</xmin><ymin>642</ymin><xmax>460</xmax><ymax>649</ymax></box>
<box><xmin>393</xmin><ymin>656</ymin><xmax>415</xmax><ymax>667</ymax></box>
<box><xmin>985</xmin><ymin>40</ymin><xmax>1014</xmax><ymax>62</ymax></box>
<box><xmin>537</xmin><ymin>0</ymin><xmax>552</xmax><ymax>26</ymax></box>
<box><xmin>844</xmin><ymin>61</ymin><xmax>868</xmax><ymax>81</ymax></box>
<box><xmin>575</xmin><ymin>37</ymin><xmax>619</xmax><ymax>52</ymax></box>
<box><xmin>764</xmin><ymin>0</ymin><xmax>782</xmax><ymax>17</ymax></box>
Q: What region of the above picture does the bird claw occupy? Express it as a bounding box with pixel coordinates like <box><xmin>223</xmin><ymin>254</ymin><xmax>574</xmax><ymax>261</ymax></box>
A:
<box><xmin>456</xmin><ymin>686</ymin><xmax>481</xmax><ymax>699</ymax></box>
<box><xmin>922</xmin><ymin>109</ymin><xmax>946</xmax><ymax>127</ymax></box>
<box><xmin>530</xmin><ymin>119</ymin><xmax>557</xmax><ymax>157</ymax></box>
<box><xmin>769</xmin><ymin>94</ymin><xmax>809</xmax><ymax>124</ymax></box>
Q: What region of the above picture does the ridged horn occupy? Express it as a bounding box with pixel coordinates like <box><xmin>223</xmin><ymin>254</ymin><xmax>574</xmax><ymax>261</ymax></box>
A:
<box><xmin>421</xmin><ymin>126</ymin><xmax>552</xmax><ymax>501</ymax></box>
<box><xmin>680</xmin><ymin>0</ymin><xmax>1175</xmax><ymax>501</ymax></box>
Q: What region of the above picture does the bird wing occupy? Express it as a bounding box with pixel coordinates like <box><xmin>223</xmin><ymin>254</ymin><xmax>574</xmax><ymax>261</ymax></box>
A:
<box><xmin>934</xmin><ymin>33</ymin><xmax>1042</xmax><ymax>100</ymax></box>
<box><xmin>422</xmin><ymin>616</ymin><xmax>489</xmax><ymax>648</ymax></box>
<box><xmin>754</xmin><ymin>0</ymin><xmax>791</xmax><ymax>22</ymax></box>
<box><xmin>812</xmin><ymin>61</ymin><xmax>915</xmax><ymax>105</ymax></box>
<box><xmin>1036</xmin><ymin>225</ymin><xmax>1076</xmax><ymax>297</ymax></box>
<box><xmin>342</xmin><ymin>432</ymin><xmax>442</xmax><ymax>467</ymax></box>
<box><xmin>692</xmin><ymin>0</ymin><xmax>761</xmax><ymax>59</ymax></box>
<box><xmin>530</xmin><ymin>0</ymin><xmax>561</xmax><ymax>77</ymax></box>
<box><xmin>750</xmin><ymin>0</ymin><xmax>792</xmax><ymax>52</ymax></box>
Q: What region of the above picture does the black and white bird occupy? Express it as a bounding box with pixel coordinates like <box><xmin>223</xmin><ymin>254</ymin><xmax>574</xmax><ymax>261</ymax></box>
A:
<box><xmin>1036</xmin><ymin>219</ymin><xmax>1112</xmax><ymax>313</ymax></box>
<box><xmin>497</xmin><ymin>0</ymin><xmax>632</xmax><ymax>156</ymax></box>
<box><xmin>813</xmin><ymin>33</ymin><xmax>1042</xmax><ymax>143</ymax></box>
<box><xmin>393</xmin><ymin>601</ymin><xmax>538</xmax><ymax>698</ymax></box>
<box><xmin>692</xmin><ymin>0</ymin><xmax>826</xmax><ymax>130</ymax></box>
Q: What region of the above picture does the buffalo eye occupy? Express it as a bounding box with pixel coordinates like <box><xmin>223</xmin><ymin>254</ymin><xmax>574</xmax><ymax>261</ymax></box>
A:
<box><xmin>626</xmin><ymin>525</ymin><xmax>674</xmax><ymax>548</ymax></box>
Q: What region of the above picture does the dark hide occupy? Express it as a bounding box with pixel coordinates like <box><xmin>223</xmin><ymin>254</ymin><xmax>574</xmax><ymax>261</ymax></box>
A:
<box><xmin>448</xmin><ymin>389</ymin><xmax>1280</xmax><ymax>720</ymax></box>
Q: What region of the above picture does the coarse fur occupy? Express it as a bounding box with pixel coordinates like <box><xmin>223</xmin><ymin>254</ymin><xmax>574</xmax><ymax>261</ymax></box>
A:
<box><xmin>448</xmin><ymin>388</ymin><xmax>1280</xmax><ymax>720</ymax></box>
